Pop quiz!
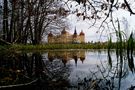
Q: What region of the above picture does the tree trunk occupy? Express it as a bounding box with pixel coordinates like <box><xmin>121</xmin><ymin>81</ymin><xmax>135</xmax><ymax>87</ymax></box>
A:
<box><xmin>8</xmin><ymin>1</ymin><xmax>16</xmax><ymax>43</ymax></box>
<box><xmin>3</xmin><ymin>0</ymin><xmax>8</xmax><ymax>41</ymax></box>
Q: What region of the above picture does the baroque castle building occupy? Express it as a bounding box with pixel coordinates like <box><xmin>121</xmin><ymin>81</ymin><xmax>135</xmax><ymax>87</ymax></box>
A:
<box><xmin>48</xmin><ymin>28</ymin><xmax>85</xmax><ymax>43</ymax></box>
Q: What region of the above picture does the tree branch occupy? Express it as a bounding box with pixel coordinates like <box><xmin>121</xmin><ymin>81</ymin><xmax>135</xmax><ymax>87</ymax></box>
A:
<box><xmin>124</xmin><ymin>0</ymin><xmax>135</xmax><ymax>15</ymax></box>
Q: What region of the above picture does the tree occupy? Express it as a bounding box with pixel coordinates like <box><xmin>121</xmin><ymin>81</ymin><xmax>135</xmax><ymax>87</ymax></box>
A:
<box><xmin>3</xmin><ymin>0</ymin><xmax>9</xmax><ymax>41</ymax></box>
<box><xmin>66</xmin><ymin>0</ymin><xmax>135</xmax><ymax>28</ymax></box>
<box><xmin>0</xmin><ymin>0</ymin><xmax>69</xmax><ymax>44</ymax></box>
<box><xmin>25</xmin><ymin>0</ymin><xmax>69</xmax><ymax>44</ymax></box>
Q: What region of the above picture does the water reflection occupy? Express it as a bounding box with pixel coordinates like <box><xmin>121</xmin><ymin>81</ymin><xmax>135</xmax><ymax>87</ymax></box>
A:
<box><xmin>0</xmin><ymin>51</ymin><xmax>42</xmax><ymax>85</ymax></box>
<box><xmin>48</xmin><ymin>50</ymin><xmax>85</xmax><ymax>66</ymax></box>
<box><xmin>0</xmin><ymin>51</ymin><xmax>71</xmax><ymax>90</ymax></box>
<box><xmin>0</xmin><ymin>50</ymin><xmax>135</xmax><ymax>90</ymax></box>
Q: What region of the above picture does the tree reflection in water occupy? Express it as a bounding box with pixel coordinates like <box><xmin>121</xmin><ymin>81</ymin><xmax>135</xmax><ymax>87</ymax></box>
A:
<box><xmin>0</xmin><ymin>51</ymin><xmax>71</xmax><ymax>90</ymax></box>
<box><xmin>47</xmin><ymin>50</ymin><xmax>135</xmax><ymax>90</ymax></box>
<box><xmin>0</xmin><ymin>50</ymin><xmax>135</xmax><ymax>90</ymax></box>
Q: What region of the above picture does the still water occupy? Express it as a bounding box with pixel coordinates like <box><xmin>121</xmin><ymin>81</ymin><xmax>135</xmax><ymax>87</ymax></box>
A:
<box><xmin>0</xmin><ymin>49</ymin><xmax>135</xmax><ymax>90</ymax></box>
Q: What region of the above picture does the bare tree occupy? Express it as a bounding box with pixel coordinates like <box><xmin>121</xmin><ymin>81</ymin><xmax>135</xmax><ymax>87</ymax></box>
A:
<box><xmin>0</xmin><ymin>0</ymin><xmax>69</xmax><ymax>44</ymax></box>
<box><xmin>2</xmin><ymin>0</ymin><xmax>9</xmax><ymax>41</ymax></box>
<box><xmin>63</xmin><ymin>0</ymin><xmax>135</xmax><ymax>31</ymax></box>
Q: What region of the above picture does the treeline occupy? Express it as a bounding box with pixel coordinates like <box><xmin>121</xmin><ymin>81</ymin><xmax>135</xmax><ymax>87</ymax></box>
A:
<box><xmin>0</xmin><ymin>0</ymin><xmax>68</xmax><ymax>45</ymax></box>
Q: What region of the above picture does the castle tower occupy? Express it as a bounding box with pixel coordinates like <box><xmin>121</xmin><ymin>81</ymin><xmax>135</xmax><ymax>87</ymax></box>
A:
<box><xmin>48</xmin><ymin>32</ymin><xmax>53</xmax><ymax>43</ymax></box>
<box><xmin>72</xmin><ymin>28</ymin><xmax>78</xmax><ymax>43</ymax></box>
<box><xmin>61</xmin><ymin>27</ymin><xmax>68</xmax><ymax>43</ymax></box>
<box><xmin>79</xmin><ymin>30</ymin><xmax>85</xmax><ymax>43</ymax></box>
<box><xmin>61</xmin><ymin>27</ymin><xmax>67</xmax><ymax>35</ymax></box>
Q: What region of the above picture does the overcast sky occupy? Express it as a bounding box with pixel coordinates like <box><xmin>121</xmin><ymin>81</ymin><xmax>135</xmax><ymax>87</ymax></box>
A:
<box><xmin>65</xmin><ymin>0</ymin><xmax>135</xmax><ymax>42</ymax></box>
<box><xmin>66</xmin><ymin>9</ymin><xmax>135</xmax><ymax>42</ymax></box>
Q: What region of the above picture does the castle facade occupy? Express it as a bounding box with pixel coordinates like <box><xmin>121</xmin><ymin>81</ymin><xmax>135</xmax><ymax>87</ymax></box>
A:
<box><xmin>48</xmin><ymin>28</ymin><xmax>85</xmax><ymax>44</ymax></box>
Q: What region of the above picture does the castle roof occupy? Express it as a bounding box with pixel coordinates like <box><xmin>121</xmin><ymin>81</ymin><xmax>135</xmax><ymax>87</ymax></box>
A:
<box><xmin>79</xmin><ymin>30</ymin><xmax>85</xmax><ymax>36</ymax></box>
<box><xmin>48</xmin><ymin>32</ymin><xmax>53</xmax><ymax>37</ymax></box>
<box><xmin>73</xmin><ymin>28</ymin><xmax>77</xmax><ymax>38</ymax></box>
<box><xmin>61</xmin><ymin>28</ymin><xmax>67</xmax><ymax>34</ymax></box>
<box><xmin>74</xmin><ymin>28</ymin><xmax>77</xmax><ymax>35</ymax></box>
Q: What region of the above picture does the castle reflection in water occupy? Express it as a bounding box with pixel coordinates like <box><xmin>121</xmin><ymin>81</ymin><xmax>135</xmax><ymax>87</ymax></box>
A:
<box><xmin>48</xmin><ymin>50</ymin><xmax>85</xmax><ymax>66</ymax></box>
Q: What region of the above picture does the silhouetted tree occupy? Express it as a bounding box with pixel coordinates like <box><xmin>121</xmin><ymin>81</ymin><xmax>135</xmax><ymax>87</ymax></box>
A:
<box><xmin>0</xmin><ymin>0</ymin><xmax>69</xmax><ymax>44</ymax></box>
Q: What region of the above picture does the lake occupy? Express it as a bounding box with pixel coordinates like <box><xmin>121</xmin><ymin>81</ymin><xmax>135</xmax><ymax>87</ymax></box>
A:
<box><xmin>0</xmin><ymin>49</ymin><xmax>135</xmax><ymax>90</ymax></box>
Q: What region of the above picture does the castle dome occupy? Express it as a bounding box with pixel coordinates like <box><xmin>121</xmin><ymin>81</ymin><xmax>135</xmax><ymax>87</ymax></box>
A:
<box><xmin>79</xmin><ymin>30</ymin><xmax>85</xmax><ymax>36</ymax></box>
<box><xmin>61</xmin><ymin>28</ymin><xmax>67</xmax><ymax>34</ymax></box>
<box><xmin>48</xmin><ymin>32</ymin><xmax>53</xmax><ymax>37</ymax></box>
<box><xmin>80</xmin><ymin>57</ymin><xmax>85</xmax><ymax>63</ymax></box>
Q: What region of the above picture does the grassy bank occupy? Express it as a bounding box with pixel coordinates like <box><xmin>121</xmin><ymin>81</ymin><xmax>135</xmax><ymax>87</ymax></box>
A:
<box><xmin>0</xmin><ymin>43</ymin><xmax>110</xmax><ymax>51</ymax></box>
<box><xmin>1</xmin><ymin>41</ymin><xmax>129</xmax><ymax>51</ymax></box>
<box><xmin>0</xmin><ymin>45</ymin><xmax>11</xmax><ymax>51</ymax></box>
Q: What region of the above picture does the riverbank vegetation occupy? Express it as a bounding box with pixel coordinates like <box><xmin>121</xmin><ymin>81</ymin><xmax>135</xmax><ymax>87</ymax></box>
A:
<box><xmin>0</xmin><ymin>40</ymin><xmax>134</xmax><ymax>51</ymax></box>
<box><xmin>0</xmin><ymin>43</ymin><xmax>104</xmax><ymax>51</ymax></box>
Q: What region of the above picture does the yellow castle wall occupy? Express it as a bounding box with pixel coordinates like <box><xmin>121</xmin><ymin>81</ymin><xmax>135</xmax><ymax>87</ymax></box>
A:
<box><xmin>48</xmin><ymin>31</ymin><xmax>85</xmax><ymax>44</ymax></box>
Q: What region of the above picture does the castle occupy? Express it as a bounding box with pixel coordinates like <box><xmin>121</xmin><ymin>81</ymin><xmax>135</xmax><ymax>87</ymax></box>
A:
<box><xmin>48</xmin><ymin>28</ymin><xmax>85</xmax><ymax>44</ymax></box>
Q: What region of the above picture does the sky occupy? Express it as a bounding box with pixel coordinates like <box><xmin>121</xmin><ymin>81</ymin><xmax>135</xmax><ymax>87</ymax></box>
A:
<box><xmin>64</xmin><ymin>0</ymin><xmax>135</xmax><ymax>42</ymax></box>
<box><xmin>66</xmin><ymin>9</ymin><xmax>135</xmax><ymax>42</ymax></box>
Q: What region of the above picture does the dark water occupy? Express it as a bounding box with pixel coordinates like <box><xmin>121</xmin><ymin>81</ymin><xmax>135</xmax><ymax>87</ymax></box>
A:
<box><xmin>0</xmin><ymin>49</ymin><xmax>135</xmax><ymax>90</ymax></box>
